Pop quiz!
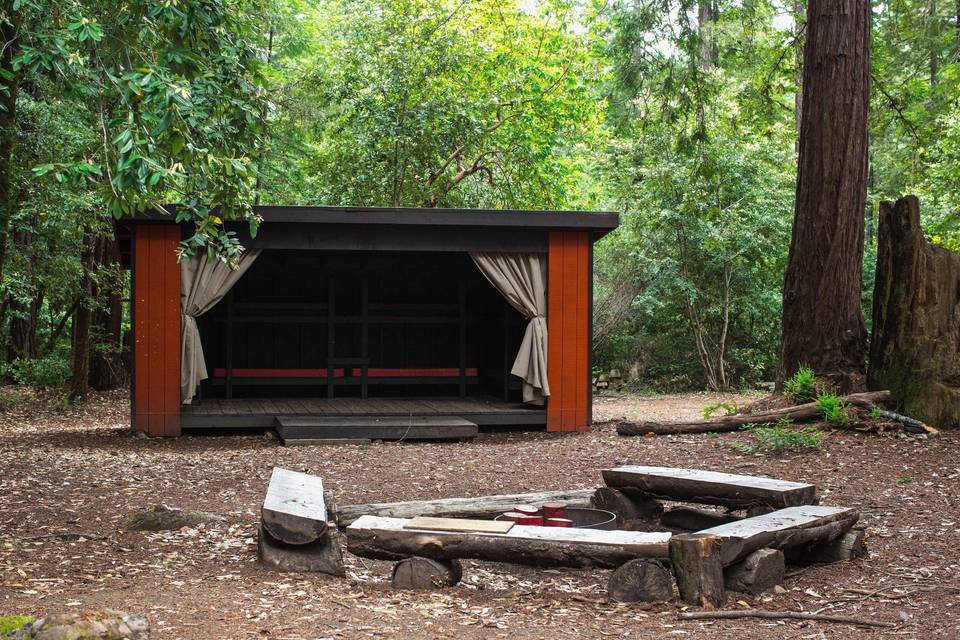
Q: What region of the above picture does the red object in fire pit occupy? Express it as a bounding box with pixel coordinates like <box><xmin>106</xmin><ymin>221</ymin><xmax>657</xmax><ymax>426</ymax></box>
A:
<box><xmin>501</xmin><ymin>512</ymin><xmax>526</xmax><ymax>523</ymax></box>
<box><xmin>542</xmin><ymin>502</ymin><xmax>567</xmax><ymax>520</ymax></box>
<box><xmin>545</xmin><ymin>517</ymin><xmax>573</xmax><ymax>528</ymax></box>
<box><xmin>516</xmin><ymin>515</ymin><xmax>544</xmax><ymax>526</ymax></box>
<box><xmin>514</xmin><ymin>505</ymin><xmax>540</xmax><ymax>517</ymax></box>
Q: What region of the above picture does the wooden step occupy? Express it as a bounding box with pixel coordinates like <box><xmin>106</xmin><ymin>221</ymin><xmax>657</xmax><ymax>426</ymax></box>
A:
<box><xmin>274</xmin><ymin>415</ymin><xmax>478</xmax><ymax>442</ymax></box>
<box><xmin>602</xmin><ymin>465</ymin><xmax>817</xmax><ymax>509</ymax></box>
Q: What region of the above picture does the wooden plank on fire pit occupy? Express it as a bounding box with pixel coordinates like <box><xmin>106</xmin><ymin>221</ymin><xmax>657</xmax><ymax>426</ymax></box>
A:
<box><xmin>602</xmin><ymin>466</ymin><xmax>817</xmax><ymax>509</ymax></box>
<box><xmin>698</xmin><ymin>505</ymin><xmax>859</xmax><ymax>565</ymax></box>
<box><xmin>347</xmin><ymin>515</ymin><xmax>671</xmax><ymax>568</ymax></box>
<box><xmin>404</xmin><ymin>517</ymin><xmax>514</xmax><ymax>534</ymax></box>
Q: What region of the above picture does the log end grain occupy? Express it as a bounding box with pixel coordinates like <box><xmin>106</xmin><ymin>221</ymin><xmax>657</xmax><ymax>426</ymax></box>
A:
<box><xmin>258</xmin><ymin>524</ymin><xmax>345</xmax><ymax>577</ymax></box>
<box><xmin>608</xmin><ymin>559</ymin><xmax>674</xmax><ymax>603</ymax></box>
<box><xmin>391</xmin><ymin>557</ymin><xmax>463</xmax><ymax>590</ymax></box>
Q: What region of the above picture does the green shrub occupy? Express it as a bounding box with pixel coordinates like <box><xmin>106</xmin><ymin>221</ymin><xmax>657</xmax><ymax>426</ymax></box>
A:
<box><xmin>702</xmin><ymin>402</ymin><xmax>737</xmax><ymax>419</ymax></box>
<box><xmin>784</xmin><ymin>366</ymin><xmax>817</xmax><ymax>403</ymax></box>
<box><xmin>0</xmin><ymin>616</ymin><xmax>33</xmax><ymax>636</ymax></box>
<box><xmin>2</xmin><ymin>355</ymin><xmax>71</xmax><ymax>389</ymax></box>
<box><xmin>733</xmin><ymin>421</ymin><xmax>823</xmax><ymax>454</ymax></box>
<box><xmin>816</xmin><ymin>392</ymin><xmax>850</xmax><ymax>428</ymax></box>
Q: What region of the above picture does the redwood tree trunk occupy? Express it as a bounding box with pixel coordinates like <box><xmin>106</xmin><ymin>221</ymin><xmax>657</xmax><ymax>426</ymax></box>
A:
<box><xmin>779</xmin><ymin>0</ymin><xmax>871</xmax><ymax>391</ymax></box>
<box><xmin>868</xmin><ymin>196</ymin><xmax>960</xmax><ymax>428</ymax></box>
<box><xmin>69</xmin><ymin>230</ymin><xmax>98</xmax><ymax>401</ymax></box>
<box><xmin>89</xmin><ymin>232</ymin><xmax>127</xmax><ymax>390</ymax></box>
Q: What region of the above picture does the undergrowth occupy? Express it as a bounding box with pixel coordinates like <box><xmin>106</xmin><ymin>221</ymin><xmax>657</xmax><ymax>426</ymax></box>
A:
<box><xmin>783</xmin><ymin>365</ymin><xmax>817</xmax><ymax>403</ymax></box>
<box><xmin>0</xmin><ymin>616</ymin><xmax>33</xmax><ymax>636</ymax></box>
<box><xmin>732</xmin><ymin>417</ymin><xmax>823</xmax><ymax>454</ymax></box>
<box><xmin>816</xmin><ymin>392</ymin><xmax>850</xmax><ymax>428</ymax></box>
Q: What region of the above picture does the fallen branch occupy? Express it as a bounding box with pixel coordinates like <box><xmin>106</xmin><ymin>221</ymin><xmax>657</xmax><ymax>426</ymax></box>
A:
<box><xmin>617</xmin><ymin>391</ymin><xmax>891</xmax><ymax>436</ymax></box>
<box><xmin>678</xmin><ymin>609</ymin><xmax>896</xmax><ymax>628</ymax></box>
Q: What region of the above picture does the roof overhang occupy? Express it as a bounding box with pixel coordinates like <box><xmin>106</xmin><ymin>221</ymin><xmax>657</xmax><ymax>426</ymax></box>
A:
<box><xmin>130</xmin><ymin>205</ymin><xmax>620</xmax><ymax>240</ymax></box>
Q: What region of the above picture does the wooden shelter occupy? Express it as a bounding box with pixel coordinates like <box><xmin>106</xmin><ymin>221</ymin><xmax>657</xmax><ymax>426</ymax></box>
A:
<box><xmin>119</xmin><ymin>206</ymin><xmax>618</xmax><ymax>438</ymax></box>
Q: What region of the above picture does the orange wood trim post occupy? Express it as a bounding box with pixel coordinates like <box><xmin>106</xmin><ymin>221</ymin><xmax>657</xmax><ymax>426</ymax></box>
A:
<box><xmin>133</xmin><ymin>224</ymin><xmax>181</xmax><ymax>436</ymax></box>
<box><xmin>547</xmin><ymin>231</ymin><xmax>591</xmax><ymax>432</ymax></box>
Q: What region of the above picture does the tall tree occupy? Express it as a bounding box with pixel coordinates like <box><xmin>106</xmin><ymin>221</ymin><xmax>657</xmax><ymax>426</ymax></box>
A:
<box><xmin>779</xmin><ymin>0</ymin><xmax>871</xmax><ymax>389</ymax></box>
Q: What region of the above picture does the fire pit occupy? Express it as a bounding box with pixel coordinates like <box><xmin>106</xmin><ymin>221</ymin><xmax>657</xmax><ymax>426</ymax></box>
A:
<box><xmin>496</xmin><ymin>507</ymin><xmax>616</xmax><ymax>530</ymax></box>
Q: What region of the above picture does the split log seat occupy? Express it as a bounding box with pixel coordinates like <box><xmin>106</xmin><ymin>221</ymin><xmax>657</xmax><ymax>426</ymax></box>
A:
<box><xmin>258</xmin><ymin>467</ymin><xmax>345</xmax><ymax>576</ymax></box>
<box><xmin>602</xmin><ymin>465</ymin><xmax>818</xmax><ymax>509</ymax></box>
<box><xmin>346</xmin><ymin>515</ymin><xmax>672</xmax><ymax>568</ymax></box>
<box><xmin>695</xmin><ymin>505</ymin><xmax>860</xmax><ymax>565</ymax></box>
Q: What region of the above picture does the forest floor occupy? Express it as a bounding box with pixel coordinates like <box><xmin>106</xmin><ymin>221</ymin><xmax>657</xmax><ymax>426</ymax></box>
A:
<box><xmin>1</xmin><ymin>388</ymin><xmax>959</xmax><ymax>639</ymax></box>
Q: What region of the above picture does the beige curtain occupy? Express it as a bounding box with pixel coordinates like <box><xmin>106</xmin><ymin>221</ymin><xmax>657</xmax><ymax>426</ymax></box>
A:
<box><xmin>470</xmin><ymin>252</ymin><xmax>549</xmax><ymax>404</ymax></box>
<box><xmin>180</xmin><ymin>250</ymin><xmax>261</xmax><ymax>404</ymax></box>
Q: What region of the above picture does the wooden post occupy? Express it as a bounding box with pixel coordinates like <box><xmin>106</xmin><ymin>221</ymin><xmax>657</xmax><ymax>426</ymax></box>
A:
<box><xmin>361</xmin><ymin>278</ymin><xmax>368</xmax><ymax>400</ymax></box>
<box><xmin>458</xmin><ymin>280</ymin><xmax>466</xmax><ymax>398</ymax></box>
<box><xmin>669</xmin><ymin>533</ymin><xmax>726</xmax><ymax>608</ymax></box>
<box><xmin>133</xmin><ymin>223</ymin><xmax>181</xmax><ymax>437</ymax></box>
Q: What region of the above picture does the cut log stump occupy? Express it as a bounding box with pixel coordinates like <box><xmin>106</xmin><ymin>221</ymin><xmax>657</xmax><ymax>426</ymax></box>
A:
<box><xmin>608</xmin><ymin>559</ymin><xmax>674</xmax><ymax>603</ymax></box>
<box><xmin>258</xmin><ymin>524</ymin><xmax>346</xmax><ymax>576</ymax></box>
<box><xmin>786</xmin><ymin>529</ymin><xmax>867</xmax><ymax>565</ymax></box>
<box><xmin>724</xmin><ymin>548</ymin><xmax>785</xmax><ymax>594</ymax></box>
<box><xmin>669</xmin><ymin>534</ymin><xmax>726</xmax><ymax>608</ymax></box>
<box><xmin>391</xmin><ymin>557</ymin><xmax>463</xmax><ymax>589</ymax></box>
<box><xmin>592</xmin><ymin>487</ymin><xmax>661</xmax><ymax>524</ymax></box>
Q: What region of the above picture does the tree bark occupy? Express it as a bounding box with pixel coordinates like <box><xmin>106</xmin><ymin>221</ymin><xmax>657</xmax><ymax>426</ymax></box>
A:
<box><xmin>89</xmin><ymin>231</ymin><xmax>127</xmax><ymax>390</ymax></box>
<box><xmin>7</xmin><ymin>224</ymin><xmax>41</xmax><ymax>362</ymax></box>
<box><xmin>698</xmin><ymin>0</ymin><xmax>716</xmax><ymax>69</ymax></box>
<box><xmin>779</xmin><ymin>0</ymin><xmax>871</xmax><ymax>391</ymax></box>
<box><xmin>868</xmin><ymin>196</ymin><xmax>960</xmax><ymax>429</ymax></box>
<box><xmin>669</xmin><ymin>534</ymin><xmax>726</xmax><ymax>608</ymax></box>
<box><xmin>0</xmin><ymin>4</ymin><xmax>22</xmax><ymax>298</ymax></box>
<box><xmin>69</xmin><ymin>230</ymin><xmax>98</xmax><ymax>402</ymax></box>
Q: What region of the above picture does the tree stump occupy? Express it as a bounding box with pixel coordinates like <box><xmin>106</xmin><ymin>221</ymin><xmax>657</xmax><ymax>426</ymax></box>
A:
<box><xmin>669</xmin><ymin>533</ymin><xmax>725</xmax><ymax>608</ymax></box>
<box><xmin>592</xmin><ymin>487</ymin><xmax>661</xmax><ymax>524</ymax></box>
<box><xmin>391</xmin><ymin>557</ymin><xmax>463</xmax><ymax>589</ymax></box>
<box><xmin>786</xmin><ymin>529</ymin><xmax>867</xmax><ymax>565</ymax></box>
<box><xmin>724</xmin><ymin>548</ymin><xmax>785</xmax><ymax>594</ymax></box>
<box><xmin>608</xmin><ymin>559</ymin><xmax>674</xmax><ymax>603</ymax></box>
<box><xmin>257</xmin><ymin>524</ymin><xmax>346</xmax><ymax>576</ymax></box>
<box><xmin>869</xmin><ymin>195</ymin><xmax>960</xmax><ymax>428</ymax></box>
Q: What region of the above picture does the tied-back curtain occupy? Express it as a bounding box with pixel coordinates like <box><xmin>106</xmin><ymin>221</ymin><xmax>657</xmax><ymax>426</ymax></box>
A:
<box><xmin>180</xmin><ymin>250</ymin><xmax>261</xmax><ymax>404</ymax></box>
<box><xmin>470</xmin><ymin>252</ymin><xmax>549</xmax><ymax>404</ymax></box>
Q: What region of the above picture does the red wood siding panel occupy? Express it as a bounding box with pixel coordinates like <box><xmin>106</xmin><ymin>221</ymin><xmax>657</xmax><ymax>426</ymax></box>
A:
<box><xmin>547</xmin><ymin>231</ymin><xmax>590</xmax><ymax>432</ymax></box>
<box><xmin>133</xmin><ymin>224</ymin><xmax>181</xmax><ymax>436</ymax></box>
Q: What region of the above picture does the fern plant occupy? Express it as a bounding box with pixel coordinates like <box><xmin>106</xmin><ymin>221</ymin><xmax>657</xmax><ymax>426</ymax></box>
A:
<box><xmin>784</xmin><ymin>366</ymin><xmax>817</xmax><ymax>403</ymax></box>
<box><xmin>816</xmin><ymin>392</ymin><xmax>850</xmax><ymax>428</ymax></box>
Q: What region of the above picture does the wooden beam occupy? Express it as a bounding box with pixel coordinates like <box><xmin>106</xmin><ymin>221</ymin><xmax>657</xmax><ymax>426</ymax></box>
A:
<box><xmin>698</xmin><ymin>505</ymin><xmax>859</xmax><ymax>565</ymax></box>
<box><xmin>334</xmin><ymin>488</ymin><xmax>596</xmax><ymax>527</ymax></box>
<box><xmin>346</xmin><ymin>515</ymin><xmax>671</xmax><ymax>568</ymax></box>
<box><xmin>261</xmin><ymin>467</ymin><xmax>330</xmax><ymax>545</ymax></box>
<box><xmin>602</xmin><ymin>466</ymin><xmax>817</xmax><ymax>509</ymax></box>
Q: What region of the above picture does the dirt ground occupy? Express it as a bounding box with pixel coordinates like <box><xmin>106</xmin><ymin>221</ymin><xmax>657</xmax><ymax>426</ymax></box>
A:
<box><xmin>2</xmin><ymin>388</ymin><xmax>959</xmax><ymax>639</ymax></box>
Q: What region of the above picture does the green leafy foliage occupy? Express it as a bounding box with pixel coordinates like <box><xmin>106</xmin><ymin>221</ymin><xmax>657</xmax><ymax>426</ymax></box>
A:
<box><xmin>784</xmin><ymin>366</ymin><xmax>817</xmax><ymax>403</ymax></box>
<box><xmin>0</xmin><ymin>616</ymin><xmax>33</xmax><ymax>636</ymax></box>
<box><xmin>2</xmin><ymin>354</ymin><xmax>72</xmax><ymax>389</ymax></box>
<box><xmin>702</xmin><ymin>402</ymin><xmax>737</xmax><ymax>419</ymax></box>
<box><xmin>733</xmin><ymin>418</ymin><xmax>823</xmax><ymax>454</ymax></box>
<box><xmin>816</xmin><ymin>392</ymin><xmax>851</xmax><ymax>428</ymax></box>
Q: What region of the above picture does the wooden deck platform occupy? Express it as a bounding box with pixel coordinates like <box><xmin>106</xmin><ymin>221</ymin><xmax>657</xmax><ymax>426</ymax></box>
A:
<box><xmin>181</xmin><ymin>396</ymin><xmax>545</xmax><ymax>429</ymax></box>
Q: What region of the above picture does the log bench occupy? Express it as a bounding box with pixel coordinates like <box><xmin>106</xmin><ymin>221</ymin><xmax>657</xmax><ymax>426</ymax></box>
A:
<box><xmin>346</xmin><ymin>515</ymin><xmax>671</xmax><ymax>569</ymax></box>
<box><xmin>670</xmin><ymin>505</ymin><xmax>860</xmax><ymax>606</ymax></box>
<box><xmin>258</xmin><ymin>467</ymin><xmax>345</xmax><ymax>576</ymax></box>
<box><xmin>602</xmin><ymin>465</ymin><xmax>817</xmax><ymax>509</ymax></box>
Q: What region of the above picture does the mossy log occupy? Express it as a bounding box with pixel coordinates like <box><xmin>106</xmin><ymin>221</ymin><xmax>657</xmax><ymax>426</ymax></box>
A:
<box><xmin>869</xmin><ymin>195</ymin><xmax>960</xmax><ymax>429</ymax></box>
